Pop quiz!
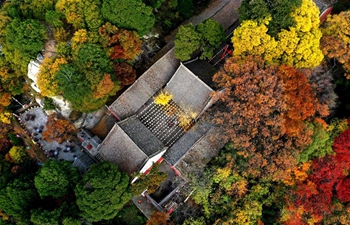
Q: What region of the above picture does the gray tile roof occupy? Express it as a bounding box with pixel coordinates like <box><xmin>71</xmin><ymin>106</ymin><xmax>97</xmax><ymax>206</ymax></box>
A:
<box><xmin>174</xmin><ymin>127</ymin><xmax>225</xmax><ymax>179</ymax></box>
<box><xmin>98</xmin><ymin>123</ymin><xmax>148</xmax><ymax>174</ymax></box>
<box><xmin>118</xmin><ymin>116</ymin><xmax>164</xmax><ymax>157</ymax></box>
<box><xmin>313</xmin><ymin>0</ymin><xmax>336</xmax><ymax>12</ymax></box>
<box><xmin>164</xmin><ymin>64</ymin><xmax>213</xmax><ymax>116</ymax></box>
<box><xmin>163</xmin><ymin>121</ymin><xmax>212</xmax><ymax>165</ymax></box>
<box><xmin>109</xmin><ymin>48</ymin><xmax>180</xmax><ymax>120</ymax></box>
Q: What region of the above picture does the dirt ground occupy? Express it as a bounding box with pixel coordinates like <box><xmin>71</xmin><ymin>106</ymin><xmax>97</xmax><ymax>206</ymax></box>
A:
<box><xmin>43</xmin><ymin>39</ymin><xmax>57</xmax><ymax>58</ymax></box>
<box><xmin>89</xmin><ymin>113</ymin><xmax>118</xmax><ymax>140</ymax></box>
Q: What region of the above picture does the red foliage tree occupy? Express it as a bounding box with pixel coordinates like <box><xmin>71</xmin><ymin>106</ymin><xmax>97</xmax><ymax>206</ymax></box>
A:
<box><xmin>285</xmin><ymin>128</ymin><xmax>350</xmax><ymax>223</ymax></box>
<box><xmin>114</xmin><ymin>62</ymin><xmax>137</xmax><ymax>86</ymax></box>
<box><xmin>336</xmin><ymin>178</ymin><xmax>350</xmax><ymax>203</ymax></box>
<box><xmin>333</xmin><ymin>128</ymin><xmax>350</xmax><ymax>170</ymax></box>
<box><xmin>110</xmin><ymin>45</ymin><xmax>125</xmax><ymax>60</ymax></box>
<box><xmin>146</xmin><ymin>211</ymin><xmax>169</xmax><ymax>225</ymax></box>
<box><xmin>99</xmin><ymin>22</ymin><xmax>142</xmax><ymax>61</ymax></box>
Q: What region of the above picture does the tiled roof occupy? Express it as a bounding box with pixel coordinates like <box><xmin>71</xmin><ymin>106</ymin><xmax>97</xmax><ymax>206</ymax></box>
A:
<box><xmin>163</xmin><ymin>121</ymin><xmax>212</xmax><ymax>165</ymax></box>
<box><xmin>109</xmin><ymin>48</ymin><xmax>180</xmax><ymax>120</ymax></box>
<box><xmin>118</xmin><ymin>116</ymin><xmax>164</xmax><ymax>157</ymax></box>
<box><xmin>174</xmin><ymin>127</ymin><xmax>225</xmax><ymax>179</ymax></box>
<box><xmin>164</xmin><ymin>64</ymin><xmax>213</xmax><ymax>116</ymax></box>
<box><xmin>98</xmin><ymin>123</ymin><xmax>148</xmax><ymax>174</ymax></box>
<box><xmin>313</xmin><ymin>0</ymin><xmax>336</xmax><ymax>12</ymax></box>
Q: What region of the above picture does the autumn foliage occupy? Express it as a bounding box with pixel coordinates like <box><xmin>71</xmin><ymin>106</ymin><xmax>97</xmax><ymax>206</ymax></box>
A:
<box><xmin>212</xmin><ymin>56</ymin><xmax>329</xmax><ymax>180</ymax></box>
<box><xmin>146</xmin><ymin>211</ymin><xmax>169</xmax><ymax>225</ymax></box>
<box><xmin>113</xmin><ymin>62</ymin><xmax>137</xmax><ymax>86</ymax></box>
<box><xmin>321</xmin><ymin>10</ymin><xmax>350</xmax><ymax>78</ymax></box>
<box><xmin>278</xmin><ymin>65</ymin><xmax>329</xmax><ymax>137</ymax></box>
<box><xmin>233</xmin><ymin>0</ymin><xmax>323</xmax><ymax>68</ymax></box>
<box><xmin>37</xmin><ymin>57</ymin><xmax>67</xmax><ymax>97</ymax></box>
<box><xmin>284</xmin><ymin>127</ymin><xmax>350</xmax><ymax>223</ymax></box>
<box><xmin>93</xmin><ymin>74</ymin><xmax>118</xmax><ymax>99</ymax></box>
<box><xmin>42</xmin><ymin>114</ymin><xmax>76</xmax><ymax>143</ymax></box>
<box><xmin>99</xmin><ymin>22</ymin><xmax>142</xmax><ymax>61</ymax></box>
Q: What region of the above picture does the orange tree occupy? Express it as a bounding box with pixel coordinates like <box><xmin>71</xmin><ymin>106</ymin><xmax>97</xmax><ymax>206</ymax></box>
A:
<box><xmin>42</xmin><ymin>114</ymin><xmax>76</xmax><ymax>143</ymax></box>
<box><xmin>211</xmin><ymin>56</ymin><xmax>329</xmax><ymax>180</ymax></box>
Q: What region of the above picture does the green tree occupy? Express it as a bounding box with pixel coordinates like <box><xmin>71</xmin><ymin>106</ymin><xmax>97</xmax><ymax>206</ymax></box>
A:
<box><xmin>74</xmin><ymin>43</ymin><xmax>111</xmax><ymax>74</ymax></box>
<box><xmin>62</xmin><ymin>217</ymin><xmax>81</xmax><ymax>225</ymax></box>
<box><xmin>20</xmin><ymin>0</ymin><xmax>57</xmax><ymax>20</ymax></box>
<box><xmin>239</xmin><ymin>0</ymin><xmax>303</xmax><ymax>37</ymax></box>
<box><xmin>75</xmin><ymin>161</ymin><xmax>131</xmax><ymax>222</ymax></box>
<box><xmin>81</xmin><ymin>0</ymin><xmax>103</xmax><ymax>31</ymax></box>
<box><xmin>177</xmin><ymin>0</ymin><xmax>194</xmax><ymax>19</ymax></box>
<box><xmin>30</xmin><ymin>208</ymin><xmax>61</xmax><ymax>225</ymax></box>
<box><xmin>0</xmin><ymin>155</ymin><xmax>13</xmax><ymax>189</ymax></box>
<box><xmin>34</xmin><ymin>160</ymin><xmax>79</xmax><ymax>198</ymax></box>
<box><xmin>238</xmin><ymin>0</ymin><xmax>270</xmax><ymax>23</ymax></box>
<box><xmin>101</xmin><ymin>0</ymin><xmax>155</xmax><ymax>36</ymax></box>
<box><xmin>43</xmin><ymin>97</ymin><xmax>56</xmax><ymax>110</ymax></box>
<box><xmin>0</xmin><ymin>175</ymin><xmax>38</xmax><ymax>225</ymax></box>
<box><xmin>3</xmin><ymin>18</ymin><xmax>46</xmax><ymax>73</ymax></box>
<box><xmin>55</xmin><ymin>64</ymin><xmax>91</xmax><ymax>111</ymax></box>
<box><xmin>197</xmin><ymin>19</ymin><xmax>224</xmax><ymax>49</ymax></box>
<box><xmin>144</xmin><ymin>0</ymin><xmax>165</xmax><ymax>8</ymax></box>
<box><xmin>197</xmin><ymin>19</ymin><xmax>225</xmax><ymax>59</ymax></box>
<box><xmin>174</xmin><ymin>23</ymin><xmax>201</xmax><ymax>61</ymax></box>
<box><xmin>114</xmin><ymin>205</ymin><xmax>146</xmax><ymax>225</ymax></box>
<box><xmin>45</xmin><ymin>10</ymin><xmax>63</xmax><ymax>27</ymax></box>
<box><xmin>298</xmin><ymin>121</ymin><xmax>332</xmax><ymax>163</ymax></box>
<box><xmin>5</xmin><ymin>18</ymin><xmax>46</xmax><ymax>58</ymax></box>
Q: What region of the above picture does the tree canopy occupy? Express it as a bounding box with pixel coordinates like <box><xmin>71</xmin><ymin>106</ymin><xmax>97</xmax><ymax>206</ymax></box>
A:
<box><xmin>233</xmin><ymin>0</ymin><xmax>323</xmax><ymax>68</ymax></box>
<box><xmin>42</xmin><ymin>114</ymin><xmax>76</xmax><ymax>143</ymax></box>
<box><xmin>34</xmin><ymin>160</ymin><xmax>79</xmax><ymax>198</ymax></box>
<box><xmin>0</xmin><ymin>174</ymin><xmax>38</xmax><ymax>224</ymax></box>
<box><xmin>321</xmin><ymin>10</ymin><xmax>350</xmax><ymax>79</ymax></box>
<box><xmin>212</xmin><ymin>56</ymin><xmax>329</xmax><ymax>180</ymax></box>
<box><xmin>75</xmin><ymin>161</ymin><xmax>131</xmax><ymax>222</ymax></box>
<box><xmin>174</xmin><ymin>19</ymin><xmax>224</xmax><ymax>61</ymax></box>
<box><xmin>101</xmin><ymin>0</ymin><xmax>155</xmax><ymax>36</ymax></box>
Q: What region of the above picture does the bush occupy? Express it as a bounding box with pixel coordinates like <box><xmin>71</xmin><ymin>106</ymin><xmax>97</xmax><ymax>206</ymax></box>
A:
<box><xmin>43</xmin><ymin>97</ymin><xmax>55</xmax><ymax>111</ymax></box>
<box><xmin>8</xmin><ymin>133</ymin><xmax>22</xmax><ymax>146</ymax></box>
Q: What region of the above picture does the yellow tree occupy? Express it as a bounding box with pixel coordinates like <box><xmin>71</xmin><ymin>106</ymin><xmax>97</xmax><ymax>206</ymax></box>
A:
<box><xmin>279</xmin><ymin>0</ymin><xmax>323</xmax><ymax>68</ymax></box>
<box><xmin>6</xmin><ymin>146</ymin><xmax>27</xmax><ymax>164</ymax></box>
<box><xmin>55</xmin><ymin>0</ymin><xmax>85</xmax><ymax>30</ymax></box>
<box><xmin>37</xmin><ymin>57</ymin><xmax>67</xmax><ymax>97</ymax></box>
<box><xmin>321</xmin><ymin>10</ymin><xmax>350</xmax><ymax>78</ymax></box>
<box><xmin>232</xmin><ymin>16</ymin><xmax>280</xmax><ymax>64</ymax></box>
<box><xmin>233</xmin><ymin>0</ymin><xmax>323</xmax><ymax>68</ymax></box>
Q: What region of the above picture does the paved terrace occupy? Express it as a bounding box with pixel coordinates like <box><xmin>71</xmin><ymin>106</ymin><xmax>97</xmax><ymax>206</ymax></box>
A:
<box><xmin>18</xmin><ymin>107</ymin><xmax>83</xmax><ymax>162</ymax></box>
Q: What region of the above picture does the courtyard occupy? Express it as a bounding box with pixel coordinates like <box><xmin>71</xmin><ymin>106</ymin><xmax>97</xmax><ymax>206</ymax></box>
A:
<box><xmin>18</xmin><ymin>106</ymin><xmax>83</xmax><ymax>162</ymax></box>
